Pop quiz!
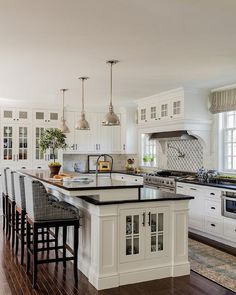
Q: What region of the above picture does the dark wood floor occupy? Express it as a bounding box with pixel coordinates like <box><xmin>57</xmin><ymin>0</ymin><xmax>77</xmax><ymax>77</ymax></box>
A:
<box><xmin>0</xmin><ymin>222</ymin><xmax>235</xmax><ymax>295</ymax></box>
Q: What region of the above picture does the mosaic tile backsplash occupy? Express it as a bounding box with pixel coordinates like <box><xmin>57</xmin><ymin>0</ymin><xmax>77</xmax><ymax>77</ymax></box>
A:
<box><xmin>167</xmin><ymin>139</ymin><xmax>203</xmax><ymax>172</ymax></box>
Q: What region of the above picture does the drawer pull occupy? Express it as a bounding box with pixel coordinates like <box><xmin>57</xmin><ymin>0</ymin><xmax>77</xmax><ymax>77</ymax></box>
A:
<box><xmin>190</xmin><ymin>188</ymin><xmax>197</xmax><ymax>191</ymax></box>
<box><xmin>210</xmin><ymin>223</ymin><xmax>216</xmax><ymax>227</ymax></box>
<box><xmin>210</xmin><ymin>193</ymin><xmax>215</xmax><ymax>195</ymax></box>
<box><xmin>210</xmin><ymin>207</ymin><xmax>216</xmax><ymax>210</ymax></box>
<box><xmin>177</xmin><ymin>186</ymin><xmax>183</xmax><ymax>188</ymax></box>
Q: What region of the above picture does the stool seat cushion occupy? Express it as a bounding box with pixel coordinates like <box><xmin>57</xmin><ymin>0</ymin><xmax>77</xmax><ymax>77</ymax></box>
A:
<box><xmin>47</xmin><ymin>193</ymin><xmax>60</xmax><ymax>203</ymax></box>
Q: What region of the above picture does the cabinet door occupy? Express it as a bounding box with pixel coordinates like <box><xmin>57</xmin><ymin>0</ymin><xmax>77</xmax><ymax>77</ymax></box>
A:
<box><xmin>16</xmin><ymin>125</ymin><xmax>31</xmax><ymax>168</ymax></box>
<box><xmin>1</xmin><ymin>108</ymin><xmax>15</xmax><ymax>122</ymax></box>
<box><xmin>48</xmin><ymin>111</ymin><xmax>60</xmax><ymax>125</ymax></box>
<box><xmin>33</xmin><ymin>126</ymin><xmax>46</xmax><ymax>164</ymax></box>
<box><xmin>145</xmin><ymin>207</ymin><xmax>169</xmax><ymax>258</ymax></box>
<box><xmin>159</xmin><ymin>102</ymin><xmax>169</xmax><ymax>120</ymax></box>
<box><xmin>16</xmin><ymin>109</ymin><xmax>31</xmax><ymax>123</ymax></box>
<box><xmin>1</xmin><ymin>125</ymin><xmax>15</xmax><ymax>165</ymax></box>
<box><xmin>111</xmin><ymin>125</ymin><xmax>121</xmax><ymax>153</ymax></box>
<box><xmin>138</xmin><ymin>107</ymin><xmax>147</xmax><ymax>124</ymax></box>
<box><xmin>120</xmin><ymin>209</ymin><xmax>145</xmax><ymax>262</ymax></box>
<box><xmin>33</xmin><ymin>110</ymin><xmax>60</xmax><ymax>125</ymax></box>
<box><xmin>75</xmin><ymin>112</ymin><xmax>93</xmax><ymax>152</ymax></box>
<box><xmin>149</xmin><ymin>105</ymin><xmax>158</xmax><ymax>122</ymax></box>
<box><xmin>188</xmin><ymin>186</ymin><xmax>204</xmax><ymax>229</ymax></box>
<box><xmin>64</xmin><ymin>111</ymin><xmax>77</xmax><ymax>152</ymax></box>
<box><xmin>170</xmin><ymin>97</ymin><xmax>184</xmax><ymax>119</ymax></box>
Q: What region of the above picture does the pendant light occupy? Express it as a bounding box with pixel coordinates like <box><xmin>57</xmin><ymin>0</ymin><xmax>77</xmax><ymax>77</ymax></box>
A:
<box><xmin>102</xmin><ymin>60</ymin><xmax>120</xmax><ymax>126</ymax></box>
<box><xmin>59</xmin><ymin>88</ymin><xmax>70</xmax><ymax>133</ymax></box>
<box><xmin>75</xmin><ymin>77</ymin><xmax>90</xmax><ymax>130</ymax></box>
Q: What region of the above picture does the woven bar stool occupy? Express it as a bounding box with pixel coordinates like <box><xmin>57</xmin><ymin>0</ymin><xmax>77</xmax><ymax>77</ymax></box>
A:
<box><xmin>24</xmin><ymin>177</ymin><xmax>80</xmax><ymax>288</ymax></box>
<box><xmin>0</xmin><ymin>168</ymin><xmax>9</xmax><ymax>234</ymax></box>
<box><xmin>6</xmin><ymin>168</ymin><xmax>16</xmax><ymax>248</ymax></box>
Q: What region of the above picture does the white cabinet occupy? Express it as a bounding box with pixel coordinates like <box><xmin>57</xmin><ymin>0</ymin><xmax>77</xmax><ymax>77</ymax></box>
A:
<box><xmin>1</xmin><ymin>108</ymin><xmax>31</xmax><ymax>123</ymax></box>
<box><xmin>64</xmin><ymin>111</ymin><xmax>122</xmax><ymax>154</ymax></box>
<box><xmin>120</xmin><ymin>207</ymin><xmax>169</xmax><ymax>263</ymax></box>
<box><xmin>1</xmin><ymin>124</ymin><xmax>32</xmax><ymax>169</ymax></box>
<box><xmin>112</xmin><ymin>173</ymin><xmax>143</xmax><ymax>185</ymax></box>
<box><xmin>33</xmin><ymin>109</ymin><xmax>60</xmax><ymax>125</ymax></box>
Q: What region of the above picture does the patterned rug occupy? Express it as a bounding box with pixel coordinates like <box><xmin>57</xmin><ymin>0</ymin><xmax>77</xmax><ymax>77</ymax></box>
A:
<box><xmin>189</xmin><ymin>238</ymin><xmax>236</xmax><ymax>293</ymax></box>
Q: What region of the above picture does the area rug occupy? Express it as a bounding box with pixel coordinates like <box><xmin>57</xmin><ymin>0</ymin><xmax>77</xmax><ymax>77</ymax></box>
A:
<box><xmin>189</xmin><ymin>238</ymin><xmax>236</xmax><ymax>293</ymax></box>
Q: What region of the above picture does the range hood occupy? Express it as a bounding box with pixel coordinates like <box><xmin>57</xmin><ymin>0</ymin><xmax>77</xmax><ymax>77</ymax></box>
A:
<box><xmin>149</xmin><ymin>130</ymin><xmax>198</xmax><ymax>141</ymax></box>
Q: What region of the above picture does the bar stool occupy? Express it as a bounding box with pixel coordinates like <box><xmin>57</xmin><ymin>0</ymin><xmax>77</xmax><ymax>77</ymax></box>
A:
<box><xmin>24</xmin><ymin>177</ymin><xmax>80</xmax><ymax>288</ymax></box>
<box><xmin>0</xmin><ymin>168</ymin><xmax>9</xmax><ymax>234</ymax></box>
<box><xmin>14</xmin><ymin>173</ymin><xmax>27</xmax><ymax>265</ymax></box>
<box><xmin>6</xmin><ymin>168</ymin><xmax>16</xmax><ymax>248</ymax></box>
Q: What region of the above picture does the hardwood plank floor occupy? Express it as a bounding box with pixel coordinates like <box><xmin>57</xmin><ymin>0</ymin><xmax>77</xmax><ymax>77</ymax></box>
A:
<box><xmin>0</xmin><ymin>222</ymin><xmax>235</xmax><ymax>295</ymax></box>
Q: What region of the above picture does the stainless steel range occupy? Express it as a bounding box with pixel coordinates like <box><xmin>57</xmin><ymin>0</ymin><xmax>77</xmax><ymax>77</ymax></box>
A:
<box><xmin>143</xmin><ymin>170</ymin><xmax>194</xmax><ymax>193</ymax></box>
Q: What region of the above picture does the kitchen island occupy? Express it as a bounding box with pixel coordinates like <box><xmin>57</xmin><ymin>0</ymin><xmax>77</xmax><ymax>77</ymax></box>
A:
<box><xmin>20</xmin><ymin>170</ymin><xmax>194</xmax><ymax>290</ymax></box>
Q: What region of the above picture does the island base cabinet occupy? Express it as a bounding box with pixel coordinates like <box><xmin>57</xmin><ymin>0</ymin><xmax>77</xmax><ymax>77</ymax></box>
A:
<box><xmin>120</xmin><ymin>207</ymin><xmax>169</xmax><ymax>263</ymax></box>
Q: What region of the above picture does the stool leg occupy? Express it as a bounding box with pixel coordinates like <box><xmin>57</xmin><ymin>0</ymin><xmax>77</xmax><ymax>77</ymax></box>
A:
<box><xmin>7</xmin><ymin>202</ymin><xmax>11</xmax><ymax>240</ymax></box>
<box><xmin>5</xmin><ymin>197</ymin><xmax>9</xmax><ymax>237</ymax></box>
<box><xmin>2</xmin><ymin>194</ymin><xmax>5</xmax><ymax>231</ymax></box>
<box><xmin>11</xmin><ymin>202</ymin><xmax>15</xmax><ymax>249</ymax></box>
<box><xmin>26</xmin><ymin>221</ymin><xmax>31</xmax><ymax>274</ymax></box>
<box><xmin>33</xmin><ymin>225</ymin><xmax>38</xmax><ymax>289</ymax></box>
<box><xmin>15</xmin><ymin>211</ymin><xmax>19</xmax><ymax>256</ymax></box>
<box><xmin>63</xmin><ymin>226</ymin><xmax>67</xmax><ymax>268</ymax></box>
<box><xmin>73</xmin><ymin>224</ymin><xmax>79</xmax><ymax>282</ymax></box>
<box><xmin>55</xmin><ymin>226</ymin><xmax>59</xmax><ymax>261</ymax></box>
<box><xmin>20</xmin><ymin>211</ymin><xmax>26</xmax><ymax>265</ymax></box>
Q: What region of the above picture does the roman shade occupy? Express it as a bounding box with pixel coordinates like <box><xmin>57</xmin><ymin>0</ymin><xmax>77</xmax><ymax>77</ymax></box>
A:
<box><xmin>210</xmin><ymin>88</ymin><xmax>236</xmax><ymax>114</ymax></box>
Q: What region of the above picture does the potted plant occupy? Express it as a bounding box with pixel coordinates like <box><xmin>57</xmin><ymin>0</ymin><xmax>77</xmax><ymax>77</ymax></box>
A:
<box><xmin>143</xmin><ymin>154</ymin><xmax>150</xmax><ymax>165</ymax></box>
<box><xmin>39</xmin><ymin>128</ymin><xmax>67</xmax><ymax>175</ymax></box>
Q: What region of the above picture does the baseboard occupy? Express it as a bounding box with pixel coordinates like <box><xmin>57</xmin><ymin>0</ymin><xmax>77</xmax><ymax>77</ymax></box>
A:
<box><xmin>189</xmin><ymin>230</ymin><xmax>236</xmax><ymax>256</ymax></box>
<box><xmin>89</xmin><ymin>263</ymin><xmax>191</xmax><ymax>290</ymax></box>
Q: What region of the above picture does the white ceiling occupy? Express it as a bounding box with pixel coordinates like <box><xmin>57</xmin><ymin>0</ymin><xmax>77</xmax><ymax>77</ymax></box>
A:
<box><xmin>1</xmin><ymin>0</ymin><xmax>236</xmax><ymax>107</ymax></box>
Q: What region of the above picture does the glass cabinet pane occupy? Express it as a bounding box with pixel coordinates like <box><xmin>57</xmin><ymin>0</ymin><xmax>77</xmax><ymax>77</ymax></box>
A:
<box><xmin>3</xmin><ymin>110</ymin><xmax>13</xmax><ymax>119</ymax></box>
<box><xmin>125</xmin><ymin>214</ymin><xmax>140</xmax><ymax>256</ymax></box>
<box><xmin>151</xmin><ymin>214</ymin><xmax>157</xmax><ymax>233</ymax></box>
<box><xmin>161</xmin><ymin>104</ymin><xmax>168</xmax><ymax>117</ymax></box>
<box><xmin>19</xmin><ymin>111</ymin><xmax>28</xmax><ymax>119</ymax></box>
<box><xmin>35</xmin><ymin>127</ymin><xmax>44</xmax><ymax>160</ymax></box>
<box><xmin>50</xmin><ymin>112</ymin><xmax>58</xmax><ymax>121</ymax></box>
<box><xmin>173</xmin><ymin>101</ymin><xmax>181</xmax><ymax>115</ymax></box>
<box><xmin>3</xmin><ymin>126</ymin><xmax>13</xmax><ymax>160</ymax></box>
<box><xmin>158</xmin><ymin>213</ymin><xmax>163</xmax><ymax>231</ymax></box>
<box><xmin>18</xmin><ymin>127</ymin><xmax>28</xmax><ymax>160</ymax></box>
<box><xmin>150</xmin><ymin>106</ymin><xmax>156</xmax><ymax>119</ymax></box>
<box><xmin>36</xmin><ymin>112</ymin><xmax>44</xmax><ymax>120</ymax></box>
<box><xmin>150</xmin><ymin>212</ymin><xmax>164</xmax><ymax>253</ymax></box>
<box><xmin>151</xmin><ymin>236</ymin><xmax>156</xmax><ymax>252</ymax></box>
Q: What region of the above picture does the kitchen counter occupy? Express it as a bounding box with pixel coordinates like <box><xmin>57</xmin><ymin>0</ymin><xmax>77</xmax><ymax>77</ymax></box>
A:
<box><xmin>81</xmin><ymin>187</ymin><xmax>194</xmax><ymax>205</ymax></box>
<box><xmin>178</xmin><ymin>178</ymin><xmax>236</xmax><ymax>191</ymax></box>
<box><xmin>84</xmin><ymin>170</ymin><xmax>145</xmax><ymax>177</ymax></box>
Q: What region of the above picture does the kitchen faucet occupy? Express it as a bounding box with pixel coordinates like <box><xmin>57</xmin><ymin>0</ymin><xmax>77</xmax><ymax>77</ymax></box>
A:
<box><xmin>95</xmin><ymin>154</ymin><xmax>114</xmax><ymax>176</ymax></box>
<box><xmin>167</xmin><ymin>143</ymin><xmax>185</xmax><ymax>158</ymax></box>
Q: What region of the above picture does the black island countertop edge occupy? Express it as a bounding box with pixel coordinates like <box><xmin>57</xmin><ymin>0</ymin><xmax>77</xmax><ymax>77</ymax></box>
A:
<box><xmin>79</xmin><ymin>188</ymin><xmax>194</xmax><ymax>206</ymax></box>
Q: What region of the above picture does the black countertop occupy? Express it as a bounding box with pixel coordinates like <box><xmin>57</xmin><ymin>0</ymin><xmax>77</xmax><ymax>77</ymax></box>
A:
<box><xmin>19</xmin><ymin>170</ymin><xmax>143</xmax><ymax>191</ymax></box>
<box><xmin>178</xmin><ymin>179</ymin><xmax>236</xmax><ymax>190</ymax></box>
<box><xmin>80</xmin><ymin>187</ymin><xmax>194</xmax><ymax>205</ymax></box>
<box><xmin>85</xmin><ymin>170</ymin><xmax>145</xmax><ymax>177</ymax></box>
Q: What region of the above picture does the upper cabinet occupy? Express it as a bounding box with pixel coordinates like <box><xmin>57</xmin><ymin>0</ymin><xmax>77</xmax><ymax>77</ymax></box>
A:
<box><xmin>137</xmin><ymin>87</ymin><xmax>209</xmax><ymax>128</ymax></box>
<box><xmin>1</xmin><ymin>108</ymin><xmax>31</xmax><ymax>124</ymax></box>
<box><xmin>32</xmin><ymin>109</ymin><xmax>60</xmax><ymax>125</ymax></box>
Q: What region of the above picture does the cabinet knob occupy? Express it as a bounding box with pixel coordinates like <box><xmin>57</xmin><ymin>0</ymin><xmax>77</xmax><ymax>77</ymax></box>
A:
<box><xmin>210</xmin><ymin>193</ymin><xmax>215</xmax><ymax>195</ymax></box>
<box><xmin>158</xmin><ymin>118</ymin><xmax>161</xmax><ymax>120</ymax></box>
<box><xmin>210</xmin><ymin>223</ymin><xmax>216</xmax><ymax>227</ymax></box>
<box><xmin>170</xmin><ymin>116</ymin><xmax>173</xmax><ymax>118</ymax></box>
<box><xmin>210</xmin><ymin>207</ymin><xmax>215</xmax><ymax>210</ymax></box>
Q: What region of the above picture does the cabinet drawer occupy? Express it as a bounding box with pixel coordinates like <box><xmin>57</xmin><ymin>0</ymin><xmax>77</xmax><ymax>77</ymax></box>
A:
<box><xmin>205</xmin><ymin>217</ymin><xmax>223</xmax><ymax>235</ymax></box>
<box><xmin>205</xmin><ymin>200</ymin><xmax>222</xmax><ymax>218</ymax></box>
<box><xmin>204</xmin><ymin>188</ymin><xmax>221</xmax><ymax>199</ymax></box>
<box><xmin>176</xmin><ymin>185</ymin><xmax>187</xmax><ymax>195</ymax></box>
<box><xmin>223</xmin><ymin>220</ymin><xmax>236</xmax><ymax>241</ymax></box>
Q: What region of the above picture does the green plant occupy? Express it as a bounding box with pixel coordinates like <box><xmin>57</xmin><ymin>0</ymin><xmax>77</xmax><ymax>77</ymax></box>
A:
<box><xmin>39</xmin><ymin>129</ymin><xmax>67</xmax><ymax>164</ymax></box>
<box><xmin>143</xmin><ymin>154</ymin><xmax>150</xmax><ymax>163</ymax></box>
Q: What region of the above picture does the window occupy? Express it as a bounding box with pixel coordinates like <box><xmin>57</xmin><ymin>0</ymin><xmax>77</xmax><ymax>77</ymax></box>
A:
<box><xmin>222</xmin><ymin>111</ymin><xmax>236</xmax><ymax>171</ymax></box>
<box><xmin>141</xmin><ymin>134</ymin><xmax>157</xmax><ymax>167</ymax></box>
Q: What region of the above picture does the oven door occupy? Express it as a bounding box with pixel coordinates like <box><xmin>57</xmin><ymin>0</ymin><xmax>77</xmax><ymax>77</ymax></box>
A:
<box><xmin>222</xmin><ymin>196</ymin><xmax>236</xmax><ymax>219</ymax></box>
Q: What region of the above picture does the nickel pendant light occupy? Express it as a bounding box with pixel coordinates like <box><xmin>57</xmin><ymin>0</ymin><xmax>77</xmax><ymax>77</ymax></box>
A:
<box><xmin>59</xmin><ymin>88</ymin><xmax>70</xmax><ymax>133</ymax></box>
<box><xmin>102</xmin><ymin>60</ymin><xmax>120</xmax><ymax>126</ymax></box>
<box><xmin>75</xmin><ymin>77</ymin><xmax>90</xmax><ymax>130</ymax></box>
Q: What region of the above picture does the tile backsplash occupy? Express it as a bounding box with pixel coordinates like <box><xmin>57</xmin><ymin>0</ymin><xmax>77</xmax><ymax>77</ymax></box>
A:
<box><xmin>166</xmin><ymin>139</ymin><xmax>203</xmax><ymax>172</ymax></box>
<box><xmin>63</xmin><ymin>154</ymin><xmax>138</xmax><ymax>172</ymax></box>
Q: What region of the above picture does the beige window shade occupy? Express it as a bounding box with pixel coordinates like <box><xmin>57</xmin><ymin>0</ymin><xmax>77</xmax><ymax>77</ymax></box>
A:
<box><xmin>210</xmin><ymin>88</ymin><xmax>236</xmax><ymax>114</ymax></box>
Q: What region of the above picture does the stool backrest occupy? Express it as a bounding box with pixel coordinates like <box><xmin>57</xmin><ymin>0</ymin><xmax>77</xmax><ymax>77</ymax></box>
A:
<box><xmin>24</xmin><ymin>177</ymin><xmax>49</xmax><ymax>221</ymax></box>
<box><xmin>14</xmin><ymin>173</ymin><xmax>26</xmax><ymax>210</ymax></box>
<box><xmin>0</xmin><ymin>167</ymin><xmax>9</xmax><ymax>196</ymax></box>
<box><xmin>6</xmin><ymin>169</ymin><xmax>15</xmax><ymax>201</ymax></box>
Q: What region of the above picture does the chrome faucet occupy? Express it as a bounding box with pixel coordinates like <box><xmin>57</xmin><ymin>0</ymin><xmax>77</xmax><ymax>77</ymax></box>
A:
<box><xmin>95</xmin><ymin>154</ymin><xmax>113</xmax><ymax>176</ymax></box>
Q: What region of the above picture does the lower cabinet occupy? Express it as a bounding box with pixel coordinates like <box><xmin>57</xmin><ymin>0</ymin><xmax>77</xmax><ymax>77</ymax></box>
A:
<box><xmin>120</xmin><ymin>207</ymin><xmax>169</xmax><ymax>263</ymax></box>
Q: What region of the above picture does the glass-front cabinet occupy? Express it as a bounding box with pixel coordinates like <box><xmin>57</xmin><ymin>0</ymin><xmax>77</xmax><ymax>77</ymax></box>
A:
<box><xmin>120</xmin><ymin>209</ymin><xmax>145</xmax><ymax>262</ymax></box>
<box><xmin>1</xmin><ymin>108</ymin><xmax>31</xmax><ymax>123</ymax></box>
<box><xmin>32</xmin><ymin>110</ymin><xmax>60</xmax><ymax>125</ymax></box>
<box><xmin>120</xmin><ymin>207</ymin><xmax>169</xmax><ymax>263</ymax></box>
<box><xmin>1</xmin><ymin>124</ymin><xmax>31</xmax><ymax>169</ymax></box>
